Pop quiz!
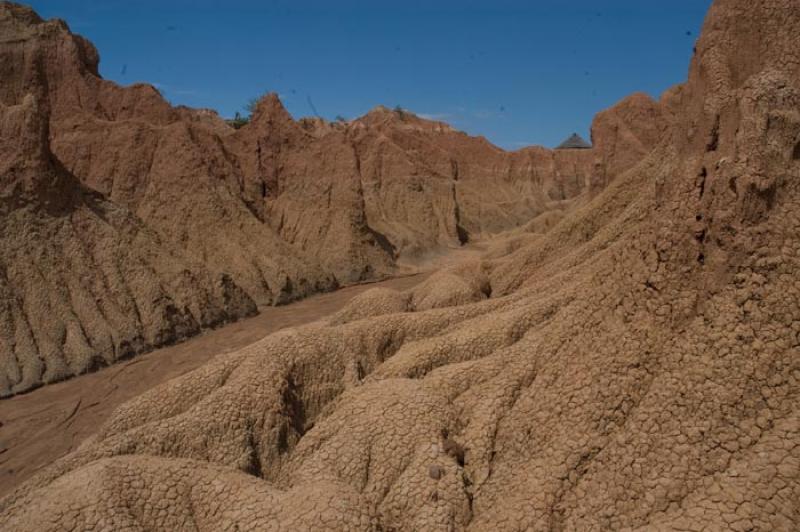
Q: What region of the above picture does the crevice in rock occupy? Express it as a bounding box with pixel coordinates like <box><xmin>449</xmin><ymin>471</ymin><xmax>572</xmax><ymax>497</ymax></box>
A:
<box><xmin>367</xmin><ymin>225</ymin><xmax>397</xmax><ymax>260</ymax></box>
<box><xmin>451</xmin><ymin>159</ymin><xmax>459</xmax><ymax>181</ymax></box>
<box><xmin>278</xmin><ymin>374</ymin><xmax>307</xmax><ymax>455</ymax></box>
<box><xmin>441</xmin><ymin>428</ymin><xmax>465</xmax><ymax>466</ymax></box>
<box><xmin>452</xmin><ymin>181</ymin><xmax>469</xmax><ymax>245</ymax></box>
<box><xmin>706</xmin><ymin>115</ymin><xmax>720</xmax><ymax>152</ymax></box>
<box><xmin>370</xmin><ymin>329</ymin><xmax>408</xmax><ymax>368</ymax></box>
<box><xmin>697</xmin><ymin>167</ymin><xmax>707</xmax><ymax>199</ymax></box>
<box><xmin>456</xmin><ymin>224</ymin><xmax>470</xmax><ymax>245</ymax></box>
<box><xmin>728</xmin><ymin>176</ymin><xmax>738</xmax><ymax>197</ymax></box>
<box><xmin>694</xmin><ymin>228</ymin><xmax>706</xmax><ymax>244</ymax></box>
<box><xmin>245</xmin><ymin>419</ymin><xmax>264</xmax><ymax>478</ymax></box>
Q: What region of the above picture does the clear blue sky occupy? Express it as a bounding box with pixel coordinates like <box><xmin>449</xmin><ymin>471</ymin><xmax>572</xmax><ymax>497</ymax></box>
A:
<box><xmin>27</xmin><ymin>0</ymin><xmax>712</xmax><ymax>149</ymax></box>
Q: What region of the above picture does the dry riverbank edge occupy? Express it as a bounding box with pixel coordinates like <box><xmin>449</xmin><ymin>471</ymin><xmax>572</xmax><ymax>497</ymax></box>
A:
<box><xmin>0</xmin><ymin>272</ymin><xmax>432</xmax><ymax>496</ymax></box>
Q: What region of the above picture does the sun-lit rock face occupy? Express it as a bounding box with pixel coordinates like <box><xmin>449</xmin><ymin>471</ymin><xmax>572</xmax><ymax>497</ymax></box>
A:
<box><xmin>10</xmin><ymin>0</ymin><xmax>800</xmax><ymax>529</ymax></box>
<box><xmin>0</xmin><ymin>0</ymin><xmax>667</xmax><ymax>395</ymax></box>
<box><xmin>0</xmin><ymin>0</ymin><xmax>797</xmax><ymax>528</ymax></box>
<box><xmin>0</xmin><ymin>91</ymin><xmax>257</xmax><ymax>396</ymax></box>
<box><xmin>2</xmin><ymin>0</ymin><xmax>799</xmax><ymax>529</ymax></box>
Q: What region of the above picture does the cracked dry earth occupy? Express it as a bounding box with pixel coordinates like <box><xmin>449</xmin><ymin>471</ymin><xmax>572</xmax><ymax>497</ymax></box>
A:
<box><xmin>0</xmin><ymin>272</ymin><xmax>431</xmax><ymax>499</ymax></box>
<box><xmin>2</xmin><ymin>0</ymin><xmax>800</xmax><ymax>530</ymax></box>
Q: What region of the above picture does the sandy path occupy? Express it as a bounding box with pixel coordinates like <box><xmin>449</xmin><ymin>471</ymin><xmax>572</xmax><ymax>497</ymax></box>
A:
<box><xmin>0</xmin><ymin>273</ymin><xmax>431</xmax><ymax>497</ymax></box>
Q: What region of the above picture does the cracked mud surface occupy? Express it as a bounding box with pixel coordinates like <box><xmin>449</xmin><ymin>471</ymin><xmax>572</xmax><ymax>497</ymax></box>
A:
<box><xmin>0</xmin><ymin>273</ymin><xmax>430</xmax><ymax>499</ymax></box>
<box><xmin>2</xmin><ymin>0</ymin><xmax>800</xmax><ymax>530</ymax></box>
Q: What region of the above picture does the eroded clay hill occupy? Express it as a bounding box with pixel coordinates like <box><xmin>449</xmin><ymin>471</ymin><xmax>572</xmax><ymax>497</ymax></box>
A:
<box><xmin>0</xmin><ymin>93</ymin><xmax>257</xmax><ymax>396</ymax></box>
<box><xmin>0</xmin><ymin>1</ymin><xmax>665</xmax><ymax>395</ymax></box>
<box><xmin>294</xmin><ymin>93</ymin><xmax>668</xmax><ymax>257</ymax></box>
<box><xmin>1</xmin><ymin>0</ymin><xmax>798</xmax><ymax>530</ymax></box>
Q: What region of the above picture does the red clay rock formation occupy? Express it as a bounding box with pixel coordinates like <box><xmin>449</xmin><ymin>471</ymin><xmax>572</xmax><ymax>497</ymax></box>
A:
<box><xmin>0</xmin><ymin>93</ymin><xmax>256</xmax><ymax>396</ymax></box>
<box><xmin>277</xmin><ymin>98</ymin><xmax>659</xmax><ymax>259</ymax></box>
<box><xmin>590</xmin><ymin>91</ymin><xmax>672</xmax><ymax>191</ymax></box>
<box><xmin>2</xmin><ymin>0</ymin><xmax>798</xmax><ymax>529</ymax></box>
<box><xmin>231</xmin><ymin>94</ymin><xmax>396</xmax><ymax>283</ymax></box>
<box><xmin>0</xmin><ymin>0</ymin><xmax>666</xmax><ymax>394</ymax></box>
<box><xmin>1</xmin><ymin>3</ymin><xmax>338</xmax><ymax>306</ymax></box>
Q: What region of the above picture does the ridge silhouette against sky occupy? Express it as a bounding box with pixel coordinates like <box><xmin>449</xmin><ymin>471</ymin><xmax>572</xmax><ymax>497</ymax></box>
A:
<box><xmin>27</xmin><ymin>0</ymin><xmax>712</xmax><ymax>149</ymax></box>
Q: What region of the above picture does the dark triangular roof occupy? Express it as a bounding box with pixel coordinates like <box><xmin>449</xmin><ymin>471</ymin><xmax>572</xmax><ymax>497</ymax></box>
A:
<box><xmin>556</xmin><ymin>133</ymin><xmax>592</xmax><ymax>150</ymax></box>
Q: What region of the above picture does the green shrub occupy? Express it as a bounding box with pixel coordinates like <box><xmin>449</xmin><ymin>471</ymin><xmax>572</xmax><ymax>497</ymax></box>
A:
<box><xmin>226</xmin><ymin>111</ymin><xmax>250</xmax><ymax>130</ymax></box>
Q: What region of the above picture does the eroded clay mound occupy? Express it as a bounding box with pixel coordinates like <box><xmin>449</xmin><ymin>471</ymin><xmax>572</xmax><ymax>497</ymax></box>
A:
<box><xmin>410</xmin><ymin>261</ymin><xmax>492</xmax><ymax>311</ymax></box>
<box><xmin>0</xmin><ymin>0</ymin><xmax>672</xmax><ymax>393</ymax></box>
<box><xmin>0</xmin><ymin>96</ymin><xmax>256</xmax><ymax>396</ymax></box>
<box><xmin>341</xmin><ymin>92</ymin><xmax>665</xmax><ymax>254</ymax></box>
<box><xmin>330</xmin><ymin>287</ymin><xmax>412</xmax><ymax>325</ymax></box>
<box><xmin>3</xmin><ymin>0</ymin><xmax>799</xmax><ymax>530</ymax></box>
<box><xmin>0</xmin><ymin>2</ymin><xmax>654</xmax><ymax>391</ymax></box>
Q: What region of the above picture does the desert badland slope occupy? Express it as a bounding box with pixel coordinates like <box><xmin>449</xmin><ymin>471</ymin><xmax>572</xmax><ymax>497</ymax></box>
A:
<box><xmin>0</xmin><ymin>89</ymin><xmax>257</xmax><ymax>396</ymax></box>
<box><xmin>0</xmin><ymin>2</ymin><xmax>662</xmax><ymax>396</ymax></box>
<box><xmin>0</xmin><ymin>270</ymin><xmax>433</xmax><ymax>499</ymax></box>
<box><xmin>3</xmin><ymin>0</ymin><xmax>799</xmax><ymax>529</ymax></box>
